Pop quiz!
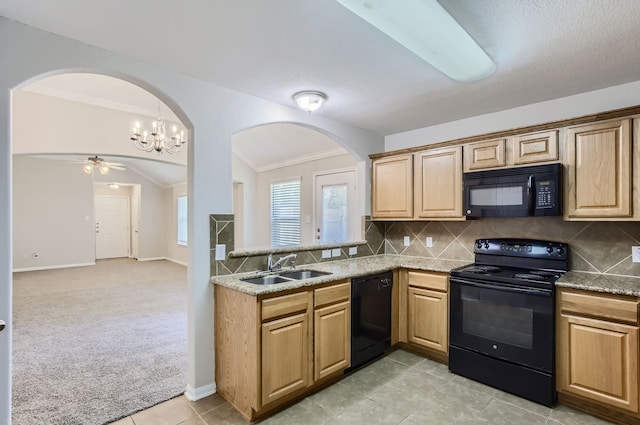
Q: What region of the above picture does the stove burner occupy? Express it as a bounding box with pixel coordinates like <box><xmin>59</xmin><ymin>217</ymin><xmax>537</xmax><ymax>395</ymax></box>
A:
<box><xmin>465</xmin><ymin>265</ymin><xmax>501</xmax><ymax>274</ymax></box>
<box><xmin>513</xmin><ymin>273</ymin><xmax>548</xmax><ymax>281</ymax></box>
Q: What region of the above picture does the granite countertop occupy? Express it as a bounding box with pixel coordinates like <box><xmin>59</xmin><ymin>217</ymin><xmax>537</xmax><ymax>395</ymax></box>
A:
<box><xmin>556</xmin><ymin>271</ymin><xmax>640</xmax><ymax>297</ymax></box>
<box><xmin>211</xmin><ymin>254</ymin><xmax>640</xmax><ymax>298</ymax></box>
<box><xmin>210</xmin><ymin>254</ymin><xmax>469</xmax><ymax>296</ymax></box>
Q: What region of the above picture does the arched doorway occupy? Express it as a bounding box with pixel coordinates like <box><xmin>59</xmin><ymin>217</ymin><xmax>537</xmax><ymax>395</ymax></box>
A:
<box><xmin>10</xmin><ymin>72</ymin><xmax>191</xmax><ymax>423</ymax></box>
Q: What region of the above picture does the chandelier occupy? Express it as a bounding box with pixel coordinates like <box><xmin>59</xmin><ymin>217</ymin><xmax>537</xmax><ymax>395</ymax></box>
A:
<box><xmin>130</xmin><ymin>104</ymin><xmax>186</xmax><ymax>154</ymax></box>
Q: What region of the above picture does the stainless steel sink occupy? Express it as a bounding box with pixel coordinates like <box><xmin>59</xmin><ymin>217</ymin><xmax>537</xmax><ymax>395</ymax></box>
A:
<box><xmin>279</xmin><ymin>270</ymin><xmax>332</xmax><ymax>280</ymax></box>
<box><xmin>241</xmin><ymin>275</ymin><xmax>291</xmax><ymax>285</ymax></box>
<box><xmin>240</xmin><ymin>269</ymin><xmax>332</xmax><ymax>285</ymax></box>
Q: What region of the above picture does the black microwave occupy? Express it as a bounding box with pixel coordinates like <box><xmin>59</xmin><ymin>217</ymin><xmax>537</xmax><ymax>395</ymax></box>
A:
<box><xmin>463</xmin><ymin>163</ymin><xmax>562</xmax><ymax>218</ymax></box>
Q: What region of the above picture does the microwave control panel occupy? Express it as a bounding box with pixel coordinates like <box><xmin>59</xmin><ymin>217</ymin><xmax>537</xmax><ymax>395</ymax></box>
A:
<box><xmin>536</xmin><ymin>180</ymin><xmax>556</xmax><ymax>208</ymax></box>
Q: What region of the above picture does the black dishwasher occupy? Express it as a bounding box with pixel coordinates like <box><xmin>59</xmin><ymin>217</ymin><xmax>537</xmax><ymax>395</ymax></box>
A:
<box><xmin>348</xmin><ymin>271</ymin><xmax>393</xmax><ymax>371</ymax></box>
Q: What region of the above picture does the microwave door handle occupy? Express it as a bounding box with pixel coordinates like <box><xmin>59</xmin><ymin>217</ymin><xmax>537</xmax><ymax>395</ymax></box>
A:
<box><xmin>527</xmin><ymin>175</ymin><xmax>535</xmax><ymax>216</ymax></box>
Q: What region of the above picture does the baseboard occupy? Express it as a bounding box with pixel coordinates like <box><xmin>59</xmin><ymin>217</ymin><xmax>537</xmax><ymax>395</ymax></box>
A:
<box><xmin>13</xmin><ymin>262</ymin><xmax>96</xmax><ymax>273</ymax></box>
<box><xmin>184</xmin><ymin>383</ymin><xmax>217</xmax><ymax>401</ymax></box>
<box><xmin>166</xmin><ymin>258</ymin><xmax>188</xmax><ymax>267</ymax></box>
<box><xmin>136</xmin><ymin>257</ymin><xmax>167</xmax><ymax>262</ymax></box>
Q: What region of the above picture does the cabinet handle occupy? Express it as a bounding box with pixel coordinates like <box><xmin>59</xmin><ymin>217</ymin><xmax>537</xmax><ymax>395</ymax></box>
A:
<box><xmin>0</xmin><ymin>320</ymin><xmax>5</xmax><ymax>332</ymax></box>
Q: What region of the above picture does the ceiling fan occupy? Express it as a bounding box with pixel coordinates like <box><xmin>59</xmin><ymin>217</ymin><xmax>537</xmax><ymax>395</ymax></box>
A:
<box><xmin>76</xmin><ymin>155</ymin><xmax>126</xmax><ymax>175</ymax></box>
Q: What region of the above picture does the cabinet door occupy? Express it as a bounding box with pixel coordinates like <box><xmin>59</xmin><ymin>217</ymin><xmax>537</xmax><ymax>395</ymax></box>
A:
<box><xmin>407</xmin><ymin>286</ymin><xmax>448</xmax><ymax>354</ymax></box>
<box><xmin>314</xmin><ymin>301</ymin><xmax>350</xmax><ymax>380</ymax></box>
<box><xmin>463</xmin><ymin>138</ymin><xmax>506</xmax><ymax>171</ymax></box>
<box><xmin>557</xmin><ymin>313</ymin><xmax>639</xmax><ymax>413</ymax></box>
<box><xmin>414</xmin><ymin>146</ymin><xmax>463</xmax><ymax>219</ymax></box>
<box><xmin>564</xmin><ymin>119</ymin><xmax>632</xmax><ymax>218</ymax></box>
<box><xmin>371</xmin><ymin>154</ymin><xmax>413</xmax><ymax>219</ymax></box>
<box><xmin>261</xmin><ymin>312</ymin><xmax>310</xmax><ymax>406</ymax></box>
<box><xmin>512</xmin><ymin>130</ymin><xmax>558</xmax><ymax>165</ymax></box>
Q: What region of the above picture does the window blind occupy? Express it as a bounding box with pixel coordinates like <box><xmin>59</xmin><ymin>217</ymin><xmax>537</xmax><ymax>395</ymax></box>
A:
<box><xmin>270</xmin><ymin>179</ymin><xmax>301</xmax><ymax>247</ymax></box>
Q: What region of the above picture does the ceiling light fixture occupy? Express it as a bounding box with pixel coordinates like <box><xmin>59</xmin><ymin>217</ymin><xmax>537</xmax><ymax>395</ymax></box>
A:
<box><xmin>131</xmin><ymin>103</ymin><xmax>186</xmax><ymax>154</ymax></box>
<box><xmin>292</xmin><ymin>91</ymin><xmax>328</xmax><ymax>113</ymax></box>
<box><xmin>107</xmin><ymin>183</ymin><xmax>120</xmax><ymax>190</ymax></box>
<box><xmin>334</xmin><ymin>0</ymin><xmax>496</xmax><ymax>82</ymax></box>
<box><xmin>79</xmin><ymin>156</ymin><xmax>125</xmax><ymax>175</ymax></box>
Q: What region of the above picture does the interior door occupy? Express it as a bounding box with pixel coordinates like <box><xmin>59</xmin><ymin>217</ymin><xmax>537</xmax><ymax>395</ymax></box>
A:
<box><xmin>314</xmin><ymin>169</ymin><xmax>356</xmax><ymax>244</ymax></box>
<box><xmin>95</xmin><ymin>195</ymin><xmax>130</xmax><ymax>259</ymax></box>
<box><xmin>131</xmin><ymin>192</ymin><xmax>140</xmax><ymax>259</ymax></box>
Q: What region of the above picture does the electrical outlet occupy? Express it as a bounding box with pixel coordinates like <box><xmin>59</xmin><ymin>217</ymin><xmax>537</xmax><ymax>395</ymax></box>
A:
<box><xmin>349</xmin><ymin>246</ymin><xmax>357</xmax><ymax>256</ymax></box>
<box><xmin>322</xmin><ymin>249</ymin><xmax>332</xmax><ymax>259</ymax></box>
<box><xmin>632</xmin><ymin>246</ymin><xmax>640</xmax><ymax>263</ymax></box>
<box><xmin>403</xmin><ymin>236</ymin><xmax>410</xmax><ymax>247</ymax></box>
<box><xmin>331</xmin><ymin>248</ymin><xmax>341</xmax><ymax>257</ymax></box>
<box><xmin>426</xmin><ymin>237</ymin><xmax>433</xmax><ymax>248</ymax></box>
<box><xmin>214</xmin><ymin>244</ymin><xmax>226</xmax><ymax>260</ymax></box>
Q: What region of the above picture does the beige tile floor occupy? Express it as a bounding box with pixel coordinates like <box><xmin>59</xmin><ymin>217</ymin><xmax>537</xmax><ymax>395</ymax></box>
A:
<box><xmin>109</xmin><ymin>350</ymin><xmax>612</xmax><ymax>425</ymax></box>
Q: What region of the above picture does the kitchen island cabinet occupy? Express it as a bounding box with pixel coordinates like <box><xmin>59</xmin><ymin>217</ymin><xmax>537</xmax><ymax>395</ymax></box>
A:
<box><xmin>557</xmin><ymin>287</ymin><xmax>640</xmax><ymax>421</ymax></box>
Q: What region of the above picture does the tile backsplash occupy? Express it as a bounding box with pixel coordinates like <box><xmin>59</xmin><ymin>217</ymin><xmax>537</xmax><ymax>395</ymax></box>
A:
<box><xmin>384</xmin><ymin>217</ymin><xmax>640</xmax><ymax>277</ymax></box>
<box><xmin>211</xmin><ymin>214</ymin><xmax>640</xmax><ymax>278</ymax></box>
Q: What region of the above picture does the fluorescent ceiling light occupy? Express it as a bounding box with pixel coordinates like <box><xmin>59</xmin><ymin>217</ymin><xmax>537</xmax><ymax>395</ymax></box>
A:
<box><xmin>335</xmin><ymin>0</ymin><xmax>496</xmax><ymax>82</ymax></box>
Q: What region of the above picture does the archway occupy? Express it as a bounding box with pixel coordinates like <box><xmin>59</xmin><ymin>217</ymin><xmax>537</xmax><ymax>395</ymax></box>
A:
<box><xmin>10</xmin><ymin>71</ymin><xmax>192</xmax><ymax>423</ymax></box>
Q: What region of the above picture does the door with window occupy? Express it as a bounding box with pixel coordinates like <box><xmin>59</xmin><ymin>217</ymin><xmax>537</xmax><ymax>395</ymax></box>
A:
<box><xmin>95</xmin><ymin>195</ymin><xmax>130</xmax><ymax>259</ymax></box>
<box><xmin>314</xmin><ymin>169</ymin><xmax>356</xmax><ymax>244</ymax></box>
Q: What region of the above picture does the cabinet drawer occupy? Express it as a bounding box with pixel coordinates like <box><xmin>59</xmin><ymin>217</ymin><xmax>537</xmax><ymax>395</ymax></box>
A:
<box><xmin>262</xmin><ymin>292</ymin><xmax>310</xmax><ymax>322</ymax></box>
<box><xmin>407</xmin><ymin>271</ymin><xmax>448</xmax><ymax>292</ymax></box>
<box><xmin>559</xmin><ymin>288</ymin><xmax>639</xmax><ymax>325</ymax></box>
<box><xmin>315</xmin><ymin>281</ymin><xmax>350</xmax><ymax>308</ymax></box>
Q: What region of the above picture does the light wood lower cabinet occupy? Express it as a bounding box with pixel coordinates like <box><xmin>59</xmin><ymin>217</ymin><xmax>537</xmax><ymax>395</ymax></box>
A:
<box><xmin>399</xmin><ymin>270</ymin><xmax>449</xmax><ymax>360</ymax></box>
<box><xmin>215</xmin><ymin>280</ymin><xmax>350</xmax><ymax>420</ymax></box>
<box><xmin>557</xmin><ymin>288</ymin><xmax>640</xmax><ymax>417</ymax></box>
<box><xmin>261</xmin><ymin>311</ymin><xmax>311</xmax><ymax>405</ymax></box>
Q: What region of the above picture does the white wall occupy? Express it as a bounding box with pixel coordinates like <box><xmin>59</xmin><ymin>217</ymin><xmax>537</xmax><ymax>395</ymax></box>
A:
<box><xmin>386</xmin><ymin>80</ymin><xmax>640</xmax><ymax>151</ymax></box>
<box><xmin>165</xmin><ymin>182</ymin><xmax>188</xmax><ymax>265</ymax></box>
<box><xmin>12</xmin><ymin>156</ymin><xmax>95</xmax><ymax>270</ymax></box>
<box><xmin>0</xmin><ymin>16</ymin><xmax>383</xmax><ymax>419</ymax></box>
<box><xmin>252</xmin><ymin>153</ymin><xmax>358</xmax><ymax>248</ymax></box>
<box><xmin>232</xmin><ymin>155</ymin><xmax>257</xmax><ymax>249</ymax></box>
<box><xmin>12</xmin><ymin>157</ymin><xmax>170</xmax><ymax>270</ymax></box>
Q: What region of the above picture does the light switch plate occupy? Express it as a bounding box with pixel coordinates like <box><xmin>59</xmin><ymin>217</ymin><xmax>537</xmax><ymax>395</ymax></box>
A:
<box><xmin>403</xmin><ymin>236</ymin><xmax>410</xmax><ymax>246</ymax></box>
<box><xmin>426</xmin><ymin>237</ymin><xmax>433</xmax><ymax>247</ymax></box>
<box><xmin>332</xmin><ymin>248</ymin><xmax>341</xmax><ymax>257</ymax></box>
<box><xmin>633</xmin><ymin>246</ymin><xmax>640</xmax><ymax>263</ymax></box>
<box><xmin>322</xmin><ymin>249</ymin><xmax>332</xmax><ymax>259</ymax></box>
<box><xmin>349</xmin><ymin>246</ymin><xmax>357</xmax><ymax>256</ymax></box>
<box><xmin>214</xmin><ymin>244</ymin><xmax>226</xmax><ymax>260</ymax></box>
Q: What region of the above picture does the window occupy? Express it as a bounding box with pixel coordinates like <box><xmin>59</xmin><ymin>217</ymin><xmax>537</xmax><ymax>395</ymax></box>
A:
<box><xmin>270</xmin><ymin>179</ymin><xmax>301</xmax><ymax>246</ymax></box>
<box><xmin>177</xmin><ymin>195</ymin><xmax>187</xmax><ymax>246</ymax></box>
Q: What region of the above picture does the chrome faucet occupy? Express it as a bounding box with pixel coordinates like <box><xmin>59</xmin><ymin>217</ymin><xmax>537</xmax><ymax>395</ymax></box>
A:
<box><xmin>267</xmin><ymin>253</ymin><xmax>297</xmax><ymax>272</ymax></box>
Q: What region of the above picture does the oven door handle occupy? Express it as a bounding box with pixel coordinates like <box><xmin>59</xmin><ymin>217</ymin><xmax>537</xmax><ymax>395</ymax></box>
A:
<box><xmin>450</xmin><ymin>277</ymin><xmax>552</xmax><ymax>297</ymax></box>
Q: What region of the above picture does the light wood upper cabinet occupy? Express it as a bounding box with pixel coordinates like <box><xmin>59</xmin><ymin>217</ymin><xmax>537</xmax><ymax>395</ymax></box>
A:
<box><xmin>563</xmin><ymin>118</ymin><xmax>632</xmax><ymax>219</ymax></box>
<box><xmin>512</xmin><ymin>130</ymin><xmax>558</xmax><ymax>165</ymax></box>
<box><xmin>414</xmin><ymin>146</ymin><xmax>463</xmax><ymax>219</ymax></box>
<box><xmin>557</xmin><ymin>288</ymin><xmax>640</xmax><ymax>414</ymax></box>
<box><xmin>464</xmin><ymin>138</ymin><xmax>506</xmax><ymax>172</ymax></box>
<box><xmin>371</xmin><ymin>154</ymin><xmax>413</xmax><ymax>219</ymax></box>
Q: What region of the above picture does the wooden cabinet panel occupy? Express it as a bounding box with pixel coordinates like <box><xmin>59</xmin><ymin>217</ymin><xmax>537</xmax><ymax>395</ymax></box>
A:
<box><xmin>314</xmin><ymin>281</ymin><xmax>350</xmax><ymax>308</ymax></box>
<box><xmin>558</xmin><ymin>313</ymin><xmax>638</xmax><ymax>413</ymax></box>
<box><xmin>559</xmin><ymin>288</ymin><xmax>639</xmax><ymax>325</ymax></box>
<box><xmin>564</xmin><ymin>119</ymin><xmax>632</xmax><ymax>218</ymax></box>
<box><xmin>262</xmin><ymin>292</ymin><xmax>309</xmax><ymax>321</ymax></box>
<box><xmin>407</xmin><ymin>271</ymin><xmax>448</xmax><ymax>292</ymax></box>
<box><xmin>512</xmin><ymin>130</ymin><xmax>558</xmax><ymax>165</ymax></box>
<box><xmin>414</xmin><ymin>146</ymin><xmax>463</xmax><ymax>219</ymax></box>
<box><xmin>464</xmin><ymin>138</ymin><xmax>506</xmax><ymax>171</ymax></box>
<box><xmin>314</xmin><ymin>301</ymin><xmax>350</xmax><ymax>380</ymax></box>
<box><xmin>261</xmin><ymin>312</ymin><xmax>311</xmax><ymax>406</ymax></box>
<box><xmin>371</xmin><ymin>154</ymin><xmax>413</xmax><ymax>219</ymax></box>
<box><xmin>407</xmin><ymin>287</ymin><xmax>448</xmax><ymax>353</ymax></box>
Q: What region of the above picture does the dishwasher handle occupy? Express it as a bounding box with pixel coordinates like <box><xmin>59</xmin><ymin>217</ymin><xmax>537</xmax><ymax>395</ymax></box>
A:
<box><xmin>352</xmin><ymin>274</ymin><xmax>393</xmax><ymax>297</ymax></box>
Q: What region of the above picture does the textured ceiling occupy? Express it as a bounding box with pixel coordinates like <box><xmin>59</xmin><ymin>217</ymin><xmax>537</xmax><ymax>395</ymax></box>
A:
<box><xmin>2</xmin><ymin>1</ymin><xmax>640</xmax><ymax>135</ymax></box>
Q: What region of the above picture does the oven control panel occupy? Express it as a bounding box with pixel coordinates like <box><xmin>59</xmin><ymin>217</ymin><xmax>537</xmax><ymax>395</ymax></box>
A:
<box><xmin>474</xmin><ymin>238</ymin><xmax>568</xmax><ymax>260</ymax></box>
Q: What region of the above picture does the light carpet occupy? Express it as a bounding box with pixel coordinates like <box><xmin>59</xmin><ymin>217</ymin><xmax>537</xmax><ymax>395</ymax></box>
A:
<box><xmin>12</xmin><ymin>259</ymin><xmax>188</xmax><ymax>425</ymax></box>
